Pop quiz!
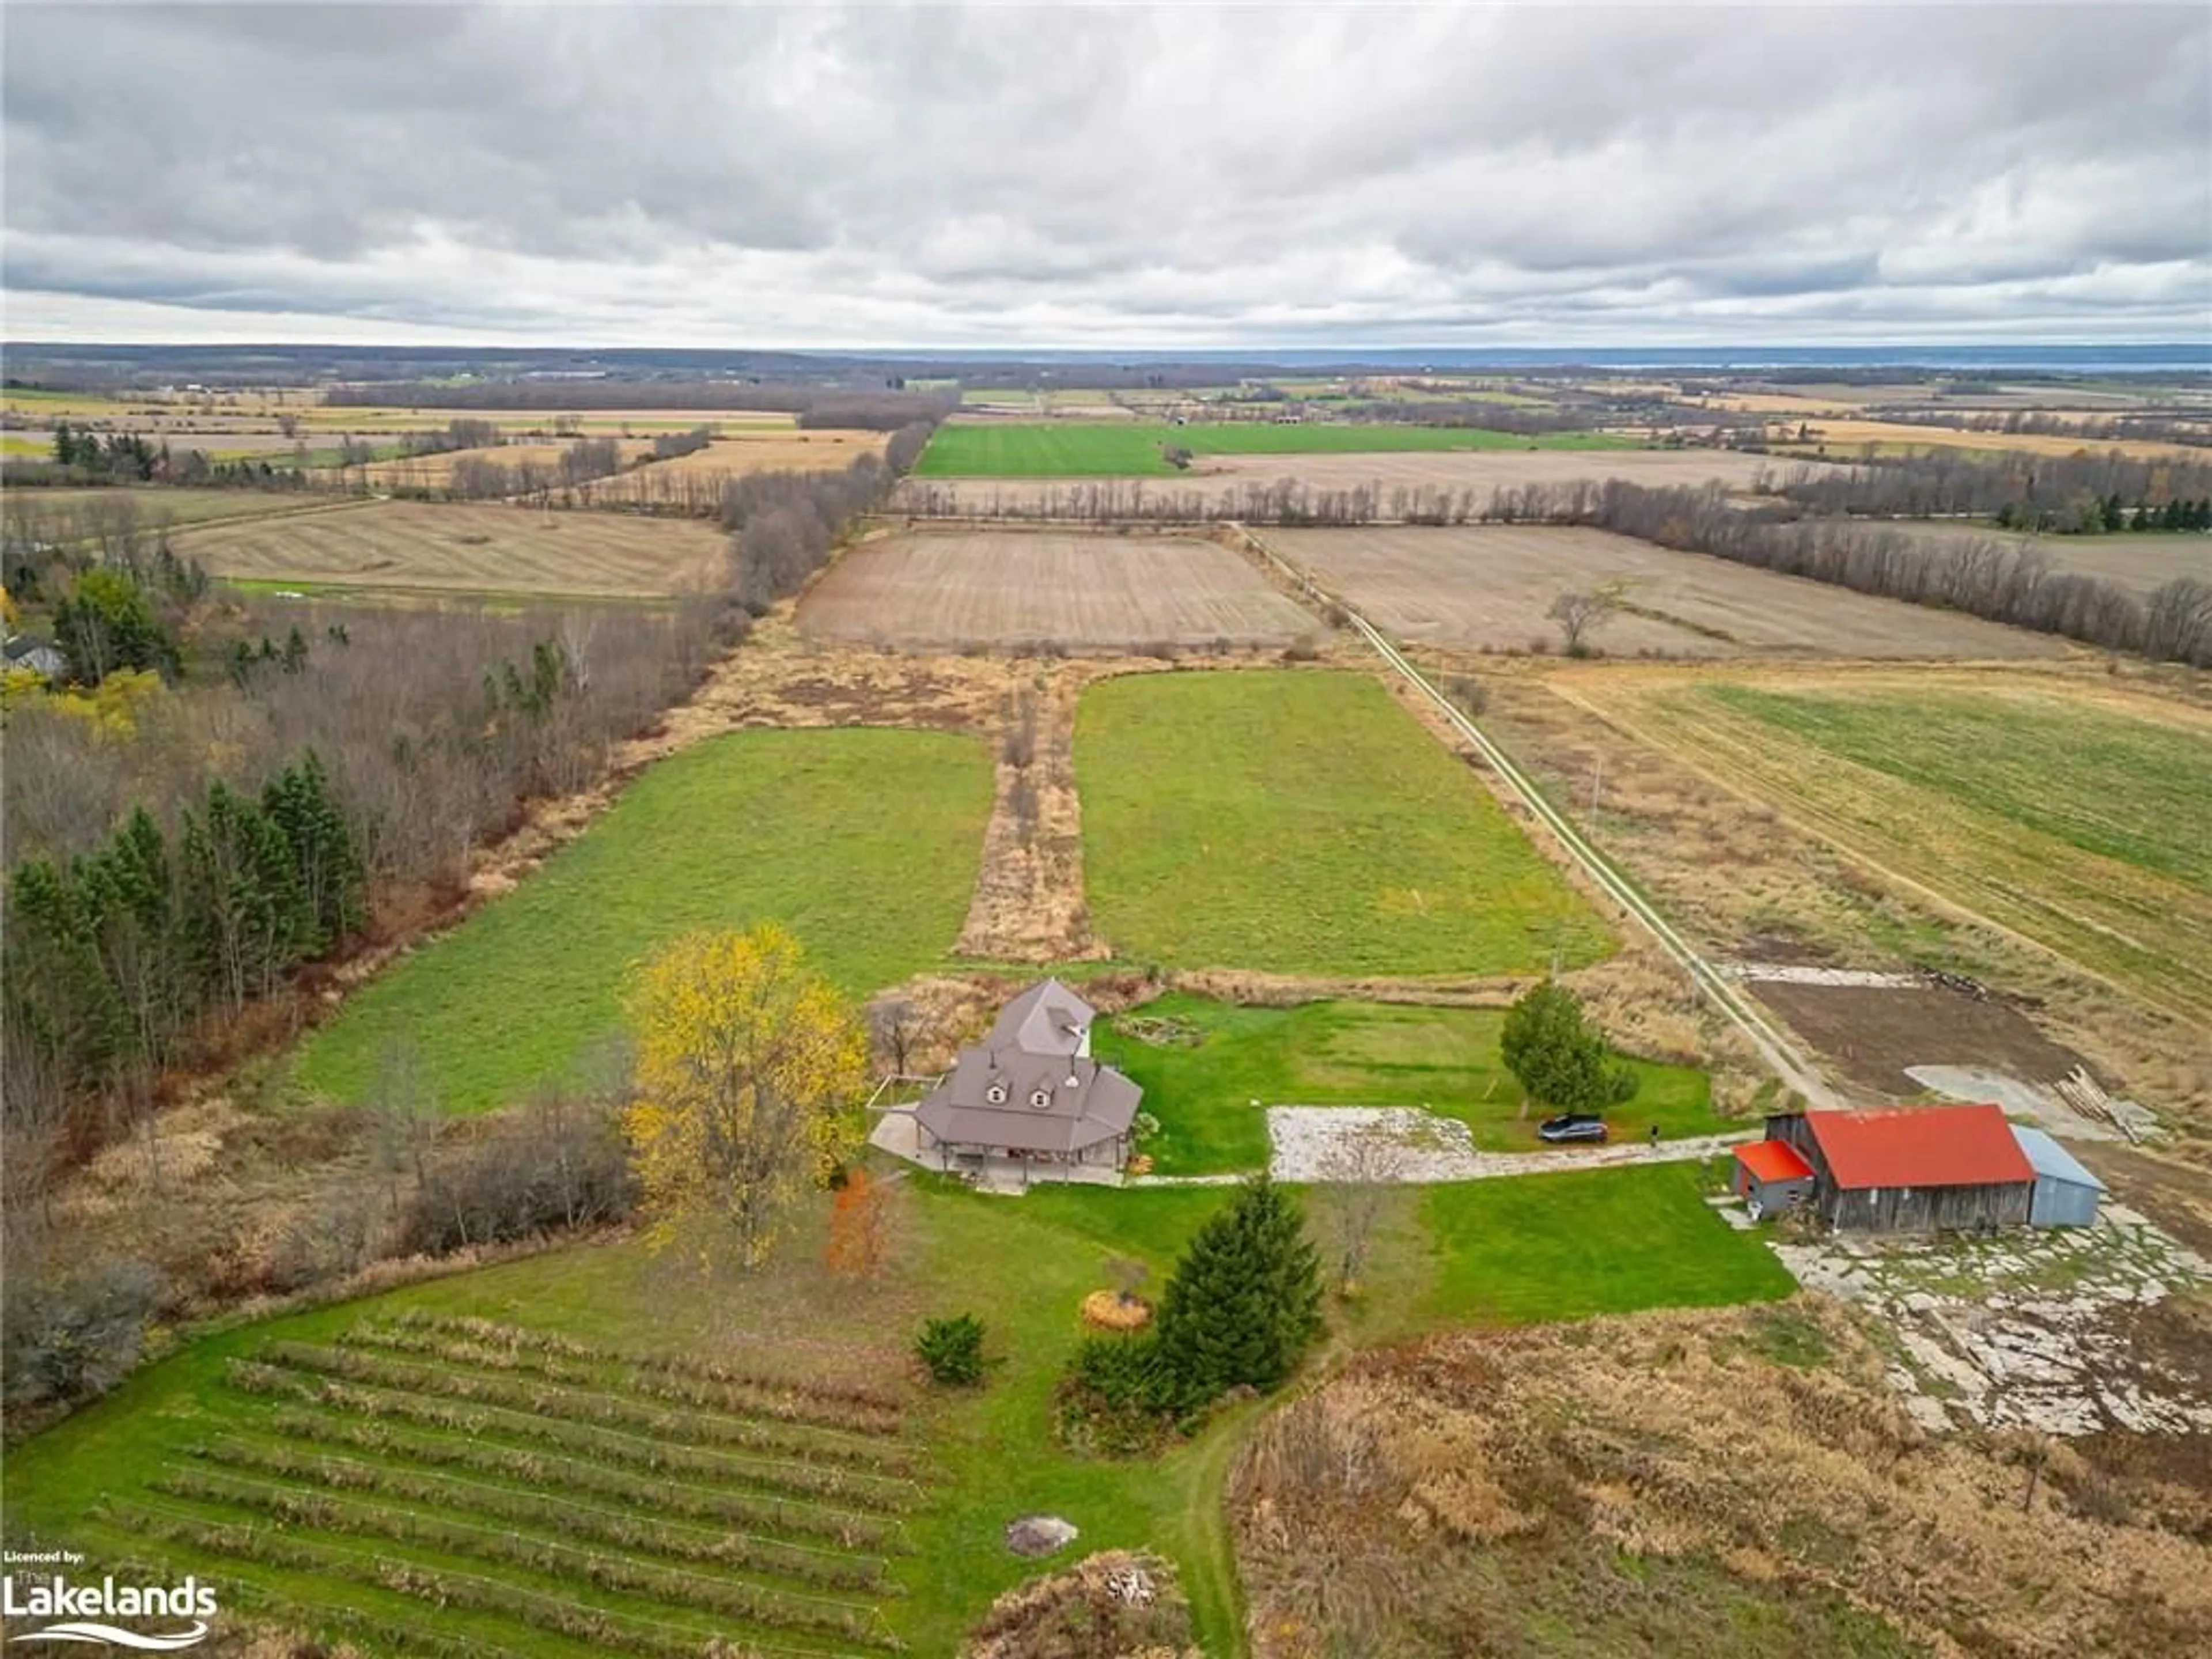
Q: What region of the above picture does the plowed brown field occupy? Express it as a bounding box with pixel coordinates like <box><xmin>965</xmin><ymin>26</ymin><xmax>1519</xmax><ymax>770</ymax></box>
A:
<box><xmin>797</xmin><ymin>529</ymin><xmax>1312</xmax><ymax>649</ymax></box>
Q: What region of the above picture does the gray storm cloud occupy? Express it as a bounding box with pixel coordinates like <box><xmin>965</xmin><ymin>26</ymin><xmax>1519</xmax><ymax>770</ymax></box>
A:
<box><xmin>3</xmin><ymin>2</ymin><xmax>2206</xmax><ymax>344</ymax></box>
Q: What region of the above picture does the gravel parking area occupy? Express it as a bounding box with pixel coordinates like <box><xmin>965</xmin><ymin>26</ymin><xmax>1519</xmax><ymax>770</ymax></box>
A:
<box><xmin>1265</xmin><ymin>1105</ymin><xmax>1751</xmax><ymax>1183</ymax></box>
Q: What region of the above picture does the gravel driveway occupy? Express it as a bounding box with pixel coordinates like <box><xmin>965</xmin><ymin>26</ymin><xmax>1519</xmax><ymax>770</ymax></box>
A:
<box><xmin>1263</xmin><ymin>1105</ymin><xmax>1755</xmax><ymax>1184</ymax></box>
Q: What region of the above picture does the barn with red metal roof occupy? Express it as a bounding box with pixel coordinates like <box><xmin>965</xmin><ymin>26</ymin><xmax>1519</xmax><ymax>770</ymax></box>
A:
<box><xmin>1731</xmin><ymin>1138</ymin><xmax>1816</xmax><ymax>1219</ymax></box>
<box><xmin>1758</xmin><ymin>1103</ymin><xmax>2036</xmax><ymax>1232</ymax></box>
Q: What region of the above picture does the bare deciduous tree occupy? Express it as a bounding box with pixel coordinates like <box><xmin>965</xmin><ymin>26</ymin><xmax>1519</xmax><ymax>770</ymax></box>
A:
<box><xmin>1547</xmin><ymin>579</ymin><xmax>1628</xmax><ymax>656</ymax></box>
<box><xmin>868</xmin><ymin>995</ymin><xmax>921</xmax><ymax>1077</ymax></box>
<box><xmin>1316</xmin><ymin>1134</ymin><xmax>1402</xmax><ymax>1294</ymax></box>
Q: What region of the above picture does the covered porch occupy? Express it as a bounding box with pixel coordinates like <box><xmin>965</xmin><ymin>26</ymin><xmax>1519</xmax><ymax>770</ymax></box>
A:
<box><xmin>868</xmin><ymin>1107</ymin><xmax>1126</xmax><ymax>1194</ymax></box>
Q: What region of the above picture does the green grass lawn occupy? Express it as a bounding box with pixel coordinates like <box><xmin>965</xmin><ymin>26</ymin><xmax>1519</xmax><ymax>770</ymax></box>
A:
<box><xmin>294</xmin><ymin>728</ymin><xmax>993</xmax><ymax>1116</ymax></box>
<box><xmin>1077</xmin><ymin>671</ymin><xmax>1612</xmax><ymax>976</ymax></box>
<box><xmin>915</xmin><ymin>421</ymin><xmax>1633</xmax><ymax>477</ymax></box>
<box><xmin>2</xmin><ymin>1164</ymin><xmax>1785</xmax><ymax>1656</ymax></box>
<box><xmin>1700</xmin><ymin>685</ymin><xmax>2212</xmax><ymax>887</ymax></box>
<box><xmin>1422</xmin><ymin>1162</ymin><xmax>1796</xmax><ymax>1323</ymax></box>
<box><xmin>1096</xmin><ymin>995</ymin><xmax>1721</xmax><ymax>1173</ymax></box>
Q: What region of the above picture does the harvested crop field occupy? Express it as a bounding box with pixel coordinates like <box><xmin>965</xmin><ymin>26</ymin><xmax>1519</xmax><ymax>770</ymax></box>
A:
<box><xmin>173</xmin><ymin>500</ymin><xmax>729</xmax><ymax>596</ymax></box>
<box><xmin>580</xmin><ymin>429</ymin><xmax>889</xmax><ymax>502</ymax></box>
<box><xmin>356</xmin><ymin>439</ymin><xmax>654</xmax><ymax>488</ymax></box>
<box><xmin>797</xmin><ymin>529</ymin><xmax>1313</xmax><ymax>648</ymax></box>
<box><xmin>3</xmin><ymin>487</ymin><xmax>354</xmax><ymax>531</ymax></box>
<box><xmin>1260</xmin><ymin>524</ymin><xmax>2063</xmax><ymax>659</ymax></box>
<box><xmin>892</xmin><ymin>447</ymin><xmax>1789</xmax><ymax>515</ymax></box>
<box><xmin>1772</xmin><ymin>416</ymin><xmax>2210</xmax><ymax>462</ymax></box>
<box><xmin>1873</xmin><ymin>521</ymin><xmax>2212</xmax><ymax>597</ymax></box>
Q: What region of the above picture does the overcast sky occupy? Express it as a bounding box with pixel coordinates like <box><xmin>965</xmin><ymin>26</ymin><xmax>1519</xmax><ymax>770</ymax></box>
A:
<box><xmin>4</xmin><ymin>2</ymin><xmax>2207</xmax><ymax>348</ymax></box>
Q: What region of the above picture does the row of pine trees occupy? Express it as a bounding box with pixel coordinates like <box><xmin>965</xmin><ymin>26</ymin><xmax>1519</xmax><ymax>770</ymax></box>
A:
<box><xmin>7</xmin><ymin>753</ymin><xmax>364</xmax><ymax>1104</ymax></box>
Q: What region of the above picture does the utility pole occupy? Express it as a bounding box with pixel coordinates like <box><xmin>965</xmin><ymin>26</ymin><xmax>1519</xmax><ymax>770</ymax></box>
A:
<box><xmin>1586</xmin><ymin>755</ymin><xmax>1604</xmax><ymax>830</ymax></box>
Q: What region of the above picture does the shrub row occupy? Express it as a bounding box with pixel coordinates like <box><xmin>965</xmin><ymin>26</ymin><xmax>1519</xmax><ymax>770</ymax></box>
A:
<box><xmin>386</xmin><ymin>1310</ymin><xmax>906</xmax><ymax>1416</ymax></box>
<box><xmin>251</xmin><ymin>1403</ymin><xmax>904</xmax><ymax>1551</ymax></box>
<box><xmin>226</xmin><ymin>1359</ymin><xmax>918</xmax><ymax>1514</ymax></box>
<box><xmin>344</xmin><ymin>1320</ymin><xmax>911</xmax><ymax>1452</ymax></box>
<box><xmin>257</xmin><ymin>1340</ymin><xmax>925</xmax><ymax>1490</ymax></box>
<box><xmin>190</xmin><ymin>1435</ymin><xmax>891</xmax><ymax>1593</ymax></box>
<box><xmin>116</xmin><ymin>1501</ymin><xmax>887</xmax><ymax>1659</ymax></box>
<box><xmin>153</xmin><ymin>1467</ymin><xmax>893</xmax><ymax>1646</ymax></box>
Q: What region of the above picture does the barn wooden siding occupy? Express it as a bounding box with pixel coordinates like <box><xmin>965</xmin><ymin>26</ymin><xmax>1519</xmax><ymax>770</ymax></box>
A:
<box><xmin>1762</xmin><ymin>1113</ymin><xmax>2033</xmax><ymax>1232</ymax></box>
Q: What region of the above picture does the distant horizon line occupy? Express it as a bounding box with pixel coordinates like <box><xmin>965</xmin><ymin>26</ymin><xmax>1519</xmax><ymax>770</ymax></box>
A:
<box><xmin>7</xmin><ymin>339</ymin><xmax>2209</xmax><ymax>364</ymax></box>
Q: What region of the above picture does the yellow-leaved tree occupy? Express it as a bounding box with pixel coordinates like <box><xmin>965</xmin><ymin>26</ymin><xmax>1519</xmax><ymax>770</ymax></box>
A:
<box><xmin>624</xmin><ymin>925</ymin><xmax>867</xmax><ymax>1271</ymax></box>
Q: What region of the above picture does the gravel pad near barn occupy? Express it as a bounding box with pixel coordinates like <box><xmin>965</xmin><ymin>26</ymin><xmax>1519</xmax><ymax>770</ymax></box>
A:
<box><xmin>797</xmin><ymin>529</ymin><xmax>1313</xmax><ymax>649</ymax></box>
<box><xmin>1770</xmin><ymin>1209</ymin><xmax>2212</xmax><ymax>1436</ymax></box>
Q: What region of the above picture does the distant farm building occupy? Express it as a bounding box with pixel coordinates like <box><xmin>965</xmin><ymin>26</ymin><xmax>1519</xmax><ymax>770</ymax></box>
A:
<box><xmin>1758</xmin><ymin>1104</ymin><xmax>2036</xmax><ymax>1232</ymax></box>
<box><xmin>900</xmin><ymin>980</ymin><xmax>1142</xmax><ymax>1186</ymax></box>
<box><xmin>2011</xmin><ymin>1126</ymin><xmax>2107</xmax><ymax>1228</ymax></box>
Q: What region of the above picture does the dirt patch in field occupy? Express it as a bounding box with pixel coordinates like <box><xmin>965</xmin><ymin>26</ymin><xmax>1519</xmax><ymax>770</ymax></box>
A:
<box><xmin>1747</xmin><ymin>980</ymin><xmax>2083</xmax><ymax>1096</ymax></box>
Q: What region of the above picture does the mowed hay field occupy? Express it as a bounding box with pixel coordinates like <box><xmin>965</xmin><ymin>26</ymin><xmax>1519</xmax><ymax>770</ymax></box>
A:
<box><xmin>1077</xmin><ymin>669</ymin><xmax>1612</xmax><ymax>975</ymax></box>
<box><xmin>1263</xmin><ymin>525</ymin><xmax>2065</xmax><ymax>660</ymax></box>
<box><xmin>173</xmin><ymin>501</ymin><xmax>730</xmax><ymax>597</ymax></box>
<box><xmin>893</xmin><ymin>446</ymin><xmax>1785</xmax><ymax>514</ymax></box>
<box><xmin>296</xmin><ymin>728</ymin><xmax>994</xmax><ymax>1116</ymax></box>
<box><xmin>915</xmin><ymin>421</ymin><xmax>1633</xmax><ymax>478</ymax></box>
<box><xmin>797</xmin><ymin>530</ymin><xmax>1313</xmax><ymax>649</ymax></box>
<box><xmin>1574</xmin><ymin>672</ymin><xmax>2212</xmax><ymax>1022</ymax></box>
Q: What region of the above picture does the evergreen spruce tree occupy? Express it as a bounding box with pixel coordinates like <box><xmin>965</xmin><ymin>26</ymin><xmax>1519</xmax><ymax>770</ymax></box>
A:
<box><xmin>181</xmin><ymin>781</ymin><xmax>302</xmax><ymax>1010</ymax></box>
<box><xmin>79</xmin><ymin>807</ymin><xmax>190</xmax><ymax>1068</ymax></box>
<box><xmin>1154</xmin><ymin>1175</ymin><xmax>1323</xmax><ymax>1406</ymax></box>
<box><xmin>262</xmin><ymin>752</ymin><xmax>363</xmax><ymax>950</ymax></box>
<box><xmin>6</xmin><ymin>858</ymin><xmax>124</xmax><ymax>1086</ymax></box>
<box><xmin>1501</xmin><ymin>979</ymin><xmax>1639</xmax><ymax>1112</ymax></box>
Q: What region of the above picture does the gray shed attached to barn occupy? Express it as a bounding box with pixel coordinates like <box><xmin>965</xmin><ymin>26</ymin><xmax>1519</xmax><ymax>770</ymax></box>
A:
<box><xmin>2011</xmin><ymin>1126</ymin><xmax>2105</xmax><ymax>1228</ymax></box>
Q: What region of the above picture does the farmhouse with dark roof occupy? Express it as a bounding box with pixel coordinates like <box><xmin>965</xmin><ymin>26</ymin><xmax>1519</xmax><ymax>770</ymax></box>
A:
<box><xmin>907</xmin><ymin>979</ymin><xmax>1142</xmax><ymax>1183</ymax></box>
